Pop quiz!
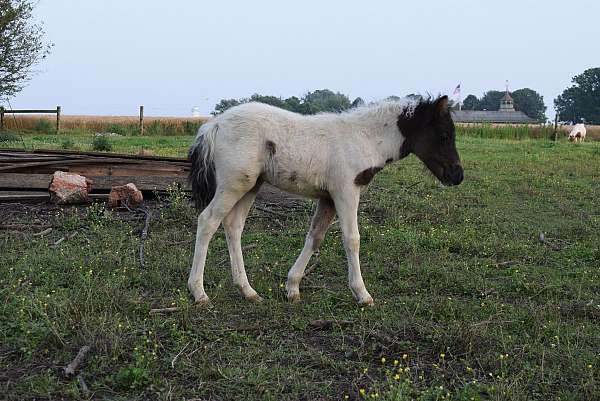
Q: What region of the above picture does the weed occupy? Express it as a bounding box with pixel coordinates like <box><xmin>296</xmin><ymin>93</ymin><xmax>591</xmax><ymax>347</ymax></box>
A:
<box><xmin>0</xmin><ymin>131</ymin><xmax>19</xmax><ymax>142</ymax></box>
<box><xmin>60</xmin><ymin>137</ymin><xmax>75</xmax><ymax>149</ymax></box>
<box><xmin>92</xmin><ymin>135</ymin><xmax>113</xmax><ymax>151</ymax></box>
<box><xmin>34</xmin><ymin>118</ymin><xmax>55</xmax><ymax>134</ymax></box>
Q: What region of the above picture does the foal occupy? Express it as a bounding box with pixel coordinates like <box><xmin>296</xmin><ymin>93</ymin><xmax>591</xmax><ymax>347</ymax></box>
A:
<box><xmin>188</xmin><ymin>96</ymin><xmax>463</xmax><ymax>306</ymax></box>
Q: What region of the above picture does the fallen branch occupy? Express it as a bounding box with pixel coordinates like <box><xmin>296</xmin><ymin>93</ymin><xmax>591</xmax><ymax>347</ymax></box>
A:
<box><xmin>171</xmin><ymin>342</ymin><xmax>190</xmax><ymax>368</ymax></box>
<box><xmin>138</xmin><ymin>205</ymin><xmax>151</xmax><ymax>268</ymax></box>
<box><xmin>63</xmin><ymin>345</ymin><xmax>91</xmax><ymax>377</ymax></box>
<box><xmin>303</xmin><ymin>262</ymin><xmax>319</xmax><ymax>278</ymax></box>
<box><xmin>149</xmin><ymin>306</ymin><xmax>181</xmax><ymax>315</ymax></box>
<box><xmin>51</xmin><ymin>231</ymin><xmax>78</xmax><ymax>248</ymax></box>
<box><xmin>124</xmin><ymin>202</ymin><xmax>152</xmax><ymax>268</ymax></box>
<box><xmin>33</xmin><ymin>227</ymin><xmax>52</xmax><ymax>237</ymax></box>
<box><xmin>538</xmin><ymin>233</ymin><xmax>562</xmax><ymax>251</ymax></box>
<box><xmin>310</xmin><ymin>319</ymin><xmax>354</xmax><ymax>330</ymax></box>
<box><xmin>77</xmin><ymin>374</ymin><xmax>90</xmax><ymax>396</ymax></box>
<box><xmin>495</xmin><ymin>260</ymin><xmax>518</xmax><ymax>268</ymax></box>
<box><xmin>254</xmin><ymin>205</ymin><xmax>289</xmax><ymax>218</ymax></box>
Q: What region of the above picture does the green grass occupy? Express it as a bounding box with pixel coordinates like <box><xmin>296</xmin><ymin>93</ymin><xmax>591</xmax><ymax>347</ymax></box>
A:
<box><xmin>1</xmin><ymin>138</ymin><xmax>600</xmax><ymax>400</ymax></box>
<box><xmin>0</xmin><ymin>130</ymin><xmax>193</xmax><ymax>157</ymax></box>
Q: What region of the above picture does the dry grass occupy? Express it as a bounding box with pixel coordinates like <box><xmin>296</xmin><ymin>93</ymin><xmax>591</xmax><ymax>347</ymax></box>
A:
<box><xmin>2</xmin><ymin>114</ymin><xmax>209</xmax><ymax>133</ymax></box>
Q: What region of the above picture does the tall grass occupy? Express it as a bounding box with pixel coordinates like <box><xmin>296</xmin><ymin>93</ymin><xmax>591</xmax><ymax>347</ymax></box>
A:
<box><xmin>457</xmin><ymin>123</ymin><xmax>553</xmax><ymax>140</ymax></box>
<box><xmin>457</xmin><ymin>123</ymin><xmax>600</xmax><ymax>141</ymax></box>
<box><xmin>2</xmin><ymin>115</ymin><xmax>207</xmax><ymax>136</ymax></box>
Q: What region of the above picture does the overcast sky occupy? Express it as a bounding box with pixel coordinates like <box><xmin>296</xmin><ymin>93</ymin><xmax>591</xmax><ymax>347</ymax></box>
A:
<box><xmin>10</xmin><ymin>0</ymin><xmax>600</xmax><ymax>117</ymax></box>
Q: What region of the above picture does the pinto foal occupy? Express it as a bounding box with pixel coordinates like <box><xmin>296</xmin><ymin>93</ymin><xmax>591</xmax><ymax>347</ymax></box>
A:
<box><xmin>188</xmin><ymin>96</ymin><xmax>463</xmax><ymax>306</ymax></box>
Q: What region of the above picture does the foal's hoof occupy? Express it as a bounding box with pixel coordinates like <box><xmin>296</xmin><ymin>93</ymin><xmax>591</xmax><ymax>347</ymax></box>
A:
<box><xmin>246</xmin><ymin>293</ymin><xmax>264</xmax><ymax>303</ymax></box>
<box><xmin>358</xmin><ymin>296</ymin><xmax>374</xmax><ymax>307</ymax></box>
<box><xmin>194</xmin><ymin>295</ymin><xmax>211</xmax><ymax>305</ymax></box>
<box><xmin>287</xmin><ymin>292</ymin><xmax>301</xmax><ymax>303</ymax></box>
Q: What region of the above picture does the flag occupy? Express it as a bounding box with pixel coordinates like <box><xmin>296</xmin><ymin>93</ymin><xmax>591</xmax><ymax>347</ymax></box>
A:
<box><xmin>452</xmin><ymin>83</ymin><xmax>461</xmax><ymax>97</ymax></box>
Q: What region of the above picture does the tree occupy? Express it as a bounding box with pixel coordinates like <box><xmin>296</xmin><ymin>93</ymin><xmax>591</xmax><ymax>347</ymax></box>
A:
<box><xmin>350</xmin><ymin>97</ymin><xmax>365</xmax><ymax>108</ymax></box>
<box><xmin>478</xmin><ymin>90</ymin><xmax>504</xmax><ymax>111</ymax></box>
<box><xmin>511</xmin><ymin>88</ymin><xmax>546</xmax><ymax>121</ymax></box>
<box><xmin>555</xmin><ymin>67</ymin><xmax>600</xmax><ymax>124</ymax></box>
<box><xmin>462</xmin><ymin>94</ymin><xmax>480</xmax><ymax>110</ymax></box>
<box><xmin>212</xmin><ymin>98</ymin><xmax>244</xmax><ymax>115</ymax></box>
<box><xmin>0</xmin><ymin>0</ymin><xmax>52</xmax><ymax>98</ymax></box>
<box><xmin>249</xmin><ymin>94</ymin><xmax>288</xmax><ymax>110</ymax></box>
<box><xmin>302</xmin><ymin>89</ymin><xmax>351</xmax><ymax>113</ymax></box>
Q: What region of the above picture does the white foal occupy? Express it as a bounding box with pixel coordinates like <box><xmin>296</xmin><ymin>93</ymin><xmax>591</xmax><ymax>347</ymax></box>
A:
<box><xmin>188</xmin><ymin>95</ymin><xmax>463</xmax><ymax>306</ymax></box>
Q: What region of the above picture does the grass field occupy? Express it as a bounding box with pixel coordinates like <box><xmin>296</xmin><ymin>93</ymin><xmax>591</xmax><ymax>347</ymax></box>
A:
<box><xmin>1</xmin><ymin>136</ymin><xmax>600</xmax><ymax>400</ymax></box>
<box><xmin>1</xmin><ymin>115</ymin><xmax>207</xmax><ymax>137</ymax></box>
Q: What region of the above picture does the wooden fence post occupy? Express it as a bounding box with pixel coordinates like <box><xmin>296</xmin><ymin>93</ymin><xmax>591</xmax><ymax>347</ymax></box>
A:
<box><xmin>139</xmin><ymin>105</ymin><xmax>144</xmax><ymax>135</ymax></box>
<box><xmin>0</xmin><ymin>107</ymin><xmax>4</xmax><ymax>130</ymax></box>
<box><xmin>56</xmin><ymin>106</ymin><xmax>61</xmax><ymax>132</ymax></box>
<box><xmin>553</xmin><ymin>113</ymin><xmax>558</xmax><ymax>141</ymax></box>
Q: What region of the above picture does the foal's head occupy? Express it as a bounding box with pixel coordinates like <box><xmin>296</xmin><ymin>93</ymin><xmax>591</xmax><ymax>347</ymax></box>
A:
<box><xmin>397</xmin><ymin>96</ymin><xmax>463</xmax><ymax>186</ymax></box>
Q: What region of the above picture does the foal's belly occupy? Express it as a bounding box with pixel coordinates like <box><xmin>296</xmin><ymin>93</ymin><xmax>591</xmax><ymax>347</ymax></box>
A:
<box><xmin>261</xmin><ymin>159</ymin><xmax>329</xmax><ymax>200</ymax></box>
<box><xmin>263</xmin><ymin>174</ymin><xmax>327</xmax><ymax>199</ymax></box>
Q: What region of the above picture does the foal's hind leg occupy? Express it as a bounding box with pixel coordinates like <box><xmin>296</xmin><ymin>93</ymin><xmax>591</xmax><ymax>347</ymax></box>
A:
<box><xmin>223</xmin><ymin>185</ymin><xmax>262</xmax><ymax>302</ymax></box>
<box><xmin>333</xmin><ymin>189</ymin><xmax>374</xmax><ymax>306</ymax></box>
<box><xmin>286</xmin><ymin>197</ymin><xmax>336</xmax><ymax>302</ymax></box>
<box><xmin>188</xmin><ymin>188</ymin><xmax>248</xmax><ymax>303</ymax></box>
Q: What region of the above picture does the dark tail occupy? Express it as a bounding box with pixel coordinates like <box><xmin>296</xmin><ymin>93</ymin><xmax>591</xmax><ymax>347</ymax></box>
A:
<box><xmin>188</xmin><ymin>124</ymin><xmax>217</xmax><ymax>210</ymax></box>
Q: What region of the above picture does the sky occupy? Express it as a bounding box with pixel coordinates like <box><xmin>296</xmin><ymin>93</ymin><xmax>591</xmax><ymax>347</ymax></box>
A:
<box><xmin>9</xmin><ymin>0</ymin><xmax>600</xmax><ymax>117</ymax></box>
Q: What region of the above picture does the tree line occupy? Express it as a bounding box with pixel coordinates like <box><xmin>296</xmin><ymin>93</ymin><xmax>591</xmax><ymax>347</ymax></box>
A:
<box><xmin>213</xmin><ymin>89</ymin><xmax>549</xmax><ymax>122</ymax></box>
<box><xmin>212</xmin><ymin>90</ymin><xmax>361</xmax><ymax>116</ymax></box>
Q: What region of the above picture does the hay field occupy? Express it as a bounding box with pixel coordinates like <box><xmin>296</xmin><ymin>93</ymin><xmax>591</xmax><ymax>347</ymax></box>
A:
<box><xmin>2</xmin><ymin>114</ymin><xmax>209</xmax><ymax>135</ymax></box>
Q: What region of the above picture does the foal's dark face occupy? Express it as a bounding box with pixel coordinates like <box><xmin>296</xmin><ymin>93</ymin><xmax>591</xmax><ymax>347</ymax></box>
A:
<box><xmin>398</xmin><ymin>96</ymin><xmax>464</xmax><ymax>186</ymax></box>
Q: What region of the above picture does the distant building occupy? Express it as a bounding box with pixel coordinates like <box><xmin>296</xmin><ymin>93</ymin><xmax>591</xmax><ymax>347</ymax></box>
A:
<box><xmin>191</xmin><ymin>107</ymin><xmax>202</xmax><ymax>117</ymax></box>
<box><xmin>453</xmin><ymin>83</ymin><xmax>536</xmax><ymax>124</ymax></box>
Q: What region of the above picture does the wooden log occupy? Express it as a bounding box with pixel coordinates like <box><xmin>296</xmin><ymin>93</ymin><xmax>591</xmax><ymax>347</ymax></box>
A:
<box><xmin>0</xmin><ymin>158</ymin><xmax>190</xmax><ymax>173</ymax></box>
<box><xmin>0</xmin><ymin>148</ymin><xmax>190</xmax><ymax>164</ymax></box>
<box><xmin>0</xmin><ymin>191</ymin><xmax>50</xmax><ymax>201</ymax></box>
<box><xmin>0</xmin><ymin>173</ymin><xmax>51</xmax><ymax>189</ymax></box>
<box><xmin>0</xmin><ymin>173</ymin><xmax>188</xmax><ymax>191</ymax></box>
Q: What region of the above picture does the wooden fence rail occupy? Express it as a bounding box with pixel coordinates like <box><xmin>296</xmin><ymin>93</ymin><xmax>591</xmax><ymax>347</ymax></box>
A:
<box><xmin>0</xmin><ymin>106</ymin><xmax>61</xmax><ymax>132</ymax></box>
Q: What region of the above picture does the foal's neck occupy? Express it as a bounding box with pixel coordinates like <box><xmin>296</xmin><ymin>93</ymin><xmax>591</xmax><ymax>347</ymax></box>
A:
<box><xmin>349</xmin><ymin>102</ymin><xmax>410</xmax><ymax>165</ymax></box>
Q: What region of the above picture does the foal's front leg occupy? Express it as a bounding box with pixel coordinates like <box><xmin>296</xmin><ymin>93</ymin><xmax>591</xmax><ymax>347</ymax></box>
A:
<box><xmin>286</xmin><ymin>197</ymin><xmax>336</xmax><ymax>302</ymax></box>
<box><xmin>333</xmin><ymin>189</ymin><xmax>374</xmax><ymax>306</ymax></box>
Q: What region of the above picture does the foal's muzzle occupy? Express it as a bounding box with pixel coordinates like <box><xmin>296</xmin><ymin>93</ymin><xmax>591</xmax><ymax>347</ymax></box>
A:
<box><xmin>444</xmin><ymin>164</ymin><xmax>464</xmax><ymax>186</ymax></box>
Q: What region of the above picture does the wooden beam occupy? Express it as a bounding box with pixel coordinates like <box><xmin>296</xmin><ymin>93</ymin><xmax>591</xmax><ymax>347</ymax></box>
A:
<box><xmin>0</xmin><ymin>173</ymin><xmax>189</xmax><ymax>191</ymax></box>
<box><xmin>0</xmin><ymin>148</ymin><xmax>190</xmax><ymax>164</ymax></box>
<box><xmin>0</xmin><ymin>109</ymin><xmax>59</xmax><ymax>114</ymax></box>
<box><xmin>0</xmin><ymin>191</ymin><xmax>50</xmax><ymax>201</ymax></box>
<box><xmin>0</xmin><ymin>173</ymin><xmax>51</xmax><ymax>189</ymax></box>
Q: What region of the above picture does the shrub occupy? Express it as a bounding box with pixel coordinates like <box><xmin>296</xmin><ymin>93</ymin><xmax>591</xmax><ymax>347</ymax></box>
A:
<box><xmin>34</xmin><ymin>118</ymin><xmax>55</xmax><ymax>134</ymax></box>
<box><xmin>92</xmin><ymin>135</ymin><xmax>113</xmax><ymax>151</ymax></box>
<box><xmin>0</xmin><ymin>131</ymin><xmax>20</xmax><ymax>143</ymax></box>
<box><xmin>60</xmin><ymin>137</ymin><xmax>75</xmax><ymax>149</ymax></box>
<box><xmin>105</xmin><ymin>123</ymin><xmax>128</xmax><ymax>136</ymax></box>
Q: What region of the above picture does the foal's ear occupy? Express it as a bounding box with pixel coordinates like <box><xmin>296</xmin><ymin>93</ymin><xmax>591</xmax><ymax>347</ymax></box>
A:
<box><xmin>434</xmin><ymin>96</ymin><xmax>449</xmax><ymax>117</ymax></box>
